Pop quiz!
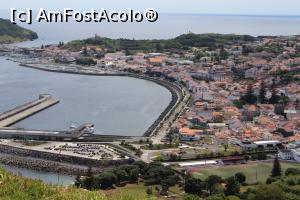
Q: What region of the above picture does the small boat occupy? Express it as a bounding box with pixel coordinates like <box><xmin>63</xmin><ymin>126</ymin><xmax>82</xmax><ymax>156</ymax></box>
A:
<box><xmin>83</xmin><ymin>125</ymin><xmax>95</xmax><ymax>134</ymax></box>
<box><xmin>69</xmin><ymin>124</ymin><xmax>77</xmax><ymax>130</ymax></box>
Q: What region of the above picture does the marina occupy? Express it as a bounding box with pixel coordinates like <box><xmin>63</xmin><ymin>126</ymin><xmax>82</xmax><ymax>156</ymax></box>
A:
<box><xmin>0</xmin><ymin>56</ymin><xmax>172</xmax><ymax>136</ymax></box>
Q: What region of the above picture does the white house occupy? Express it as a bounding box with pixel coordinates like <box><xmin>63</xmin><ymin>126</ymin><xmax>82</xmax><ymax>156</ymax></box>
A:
<box><xmin>278</xmin><ymin>149</ymin><xmax>293</xmax><ymax>160</ymax></box>
<box><xmin>291</xmin><ymin>148</ymin><xmax>300</xmax><ymax>163</ymax></box>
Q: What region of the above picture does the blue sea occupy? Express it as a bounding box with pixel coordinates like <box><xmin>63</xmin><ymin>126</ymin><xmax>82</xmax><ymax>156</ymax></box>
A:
<box><xmin>0</xmin><ymin>11</ymin><xmax>300</xmax><ymax>47</ymax></box>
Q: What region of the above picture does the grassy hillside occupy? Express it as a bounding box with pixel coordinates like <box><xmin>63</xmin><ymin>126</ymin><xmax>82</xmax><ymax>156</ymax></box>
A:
<box><xmin>0</xmin><ymin>168</ymin><xmax>104</xmax><ymax>200</ymax></box>
<box><xmin>0</xmin><ymin>167</ymin><xmax>157</xmax><ymax>200</ymax></box>
<box><xmin>0</xmin><ymin>18</ymin><xmax>38</xmax><ymax>44</ymax></box>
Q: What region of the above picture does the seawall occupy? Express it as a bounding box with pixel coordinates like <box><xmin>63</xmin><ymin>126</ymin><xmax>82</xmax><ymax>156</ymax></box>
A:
<box><xmin>0</xmin><ymin>144</ymin><xmax>134</xmax><ymax>174</ymax></box>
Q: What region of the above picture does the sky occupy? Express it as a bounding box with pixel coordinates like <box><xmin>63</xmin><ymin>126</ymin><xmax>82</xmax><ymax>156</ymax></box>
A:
<box><xmin>1</xmin><ymin>0</ymin><xmax>300</xmax><ymax>16</ymax></box>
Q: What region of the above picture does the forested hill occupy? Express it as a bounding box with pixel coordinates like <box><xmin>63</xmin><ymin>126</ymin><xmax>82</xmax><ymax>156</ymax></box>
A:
<box><xmin>65</xmin><ymin>33</ymin><xmax>257</xmax><ymax>52</ymax></box>
<box><xmin>0</xmin><ymin>18</ymin><xmax>38</xmax><ymax>43</ymax></box>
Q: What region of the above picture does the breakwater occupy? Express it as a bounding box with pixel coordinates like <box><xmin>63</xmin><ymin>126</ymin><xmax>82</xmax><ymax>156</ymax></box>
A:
<box><xmin>0</xmin><ymin>94</ymin><xmax>59</xmax><ymax>127</ymax></box>
<box><xmin>0</xmin><ymin>153</ymin><xmax>88</xmax><ymax>175</ymax></box>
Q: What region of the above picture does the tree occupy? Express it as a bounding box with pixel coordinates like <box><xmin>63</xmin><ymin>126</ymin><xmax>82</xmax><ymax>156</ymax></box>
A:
<box><xmin>155</xmin><ymin>43</ymin><xmax>163</xmax><ymax>52</ymax></box>
<box><xmin>74</xmin><ymin>172</ymin><xmax>82</xmax><ymax>187</ymax></box>
<box><xmin>128</xmin><ymin>168</ymin><xmax>139</xmax><ymax>183</ymax></box>
<box><xmin>271</xmin><ymin>157</ymin><xmax>282</xmax><ymax>177</ymax></box>
<box><xmin>269</xmin><ymin>88</ymin><xmax>280</xmax><ymax>104</ymax></box>
<box><xmin>233</xmin><ymin>99</ymin><xmax>246</xmax><ymax>109</ymax></box>
<box><xmin>83</xmin><ymin>166</ymin><xmax>95</xmax><ymax>190</ymax></box>
<box><xmin>254</xmin><ymin>185</ymin><xmax>285</xmax><ymax>200</ymax></box>
<box><xmin>234</xmin><ymin>172</ymin><xmax>246</xmax><ymax>184</ymax></box>
<box><xmin>225</xmin><ymin>176</ymin><xmax>240</xmax><ymax>196</ymax></box>
<box><xmin>114</xmin><ymin>169</ymin><xmax>128</xmax><ymax>184</ymax></box>
<box><xmin>125</xmin><ymin>47</ymin><xmax>131</xmax><ymax>56</ymax></box>
<box><xmin>205</xmin><ymin>175</ymin><xmax>222</xmax><ymax>195</ymax></box>
<box><xmin>58</xmin><ymin>41</ymin><xmax>64</xmax><ymax>47</ymax></box>
<box><xmin>224</xmin><ymin>144</ymin><xmax>228</xmax><ymax>152</ymax></box>
<box><xmin>274</xmin><ymin>104</ymin><xmax>285</xmax><ymax>116</ymax></box>
<box><xmin>242</xmin><ymin>45</ymin><xmax>250</xmax><ymax>55</ymax></box>
<box><xmin>285</xmin><ymin>168</ymin><xmax>300</xmax><ymax>176</ymax></box>
<box><xmin>219</xmin><ymin>45</ymin><xmax>229</xmax><ymax>60</ymax></box>
<box><xmin>242</xmin><ymin>84</ymin><xmax>257</xmax><ymax>104</ymax></box>
<box><xmin>184</xmin><ymin>178</ymin><xmax>206</xmax><ymax>196</ymax></box>
<box><xmin>266</xmin><ymin>177</ymin><xmax>274</xmax><ymax>184</ymax></box>
<box><xmin>98</xmin><ymin>171</ymin><xmax>117</xmax><ymax>189</ymax></box>
<box><xmin>279</xmin><ymin>94</ymin><xmax>290</xmax><ymax>105</ymax></box>
<box><xmin>76</xmin><ymin>57</ymin><xmax>96</xmax><ymax>66</ymax></box>
<box><xmin>259</xmin><ymin>81</ymin><xmax>267</xmax><ymax>103</ymax></box>
<box><xmin>95</xmin><ymin>51</ymin><xmax>105</xmax><ymax>59</ymax></box>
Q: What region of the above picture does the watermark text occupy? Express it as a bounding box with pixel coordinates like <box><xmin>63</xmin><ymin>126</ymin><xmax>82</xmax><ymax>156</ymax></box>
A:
<box><xmin>11</xmin><ymin>8</ymin><xmax>158</xmax><ymax>24</ymax></box>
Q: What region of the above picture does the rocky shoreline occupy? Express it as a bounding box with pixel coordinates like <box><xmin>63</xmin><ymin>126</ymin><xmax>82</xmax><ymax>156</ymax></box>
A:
<box><xmin>0</xmin><ymin>153</ymin><xmax>89</xmax><ymax>175</ymax></box>
<box><xmin>0</xmin><ymin>144</ymin><xmax>134</xmax><ymax>175</ymax></box>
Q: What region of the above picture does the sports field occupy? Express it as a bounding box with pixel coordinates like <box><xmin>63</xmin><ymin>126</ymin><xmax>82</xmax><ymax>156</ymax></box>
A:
<box><xmin>192</xmin><ymin>162</ymin><xmax>300</xmax><ymax>183</ymax></box>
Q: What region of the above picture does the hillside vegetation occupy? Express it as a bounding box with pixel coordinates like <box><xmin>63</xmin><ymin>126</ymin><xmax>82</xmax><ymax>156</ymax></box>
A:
<box><xmin>0</xmin><ymin>168</ymin><xmax>105</xmax><ymax>200</ymax></box>
<box><xmin>65</xmin><ymin>33</ymin><xmax>256</xmax><ymax>52</ymax></box>
<box><xmin>0</xmin><ymin>18</ymin><xmax>38</xmax><ymax>43</ymax></box>
<box><xmin>0</xmin><ymin>167</ymin><xmax>157</xmax><ymax>200</ymax></box>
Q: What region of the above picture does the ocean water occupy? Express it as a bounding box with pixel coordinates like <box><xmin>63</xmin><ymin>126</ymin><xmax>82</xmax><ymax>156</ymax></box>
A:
<box><xmin>0</xmin><ymin>13</ymin><xmax>298</xmax><ymax>47</ymax></box>
<box><xmin>2</xmin><ymin>164</ymin><xmax>75</xmax><ymax>186</ymax></box>
<box><xmin>0</xmin><ymin>57</ymin><xmax>171</xmax><ymax>136</ymax></box>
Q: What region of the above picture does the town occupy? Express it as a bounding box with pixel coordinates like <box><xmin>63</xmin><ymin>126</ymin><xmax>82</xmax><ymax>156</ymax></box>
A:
<box><xmin>1</xmin><ymin>33</ymin><xmax>300</xmax><ymax>199</ymax></box>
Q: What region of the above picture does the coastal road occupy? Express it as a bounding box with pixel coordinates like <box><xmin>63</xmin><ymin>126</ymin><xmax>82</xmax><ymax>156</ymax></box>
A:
<box><xmin>151</xmin><ymin>88</ymin><xmax>191</xmax><ymax>144</ymax></box>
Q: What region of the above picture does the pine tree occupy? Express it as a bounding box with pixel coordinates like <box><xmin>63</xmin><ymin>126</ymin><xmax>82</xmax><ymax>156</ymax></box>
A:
<box><xmin>243</xmin><ymin>84</ymin><xmax>257</xmax><ymax>104</ymax></box>
<box><xmin>269</xmin><ymin>88</ymin><xmax>280</xmax><ymax>104</ymax></box>
<box><xmin>259</xmin><ymin>81</ymin><xmax>267</xmax><ymax>103</ymax></box>
<box><xmin>83</xmin><ymin>166</ymin><xmax>95</xmax><ymax>190</ymax></box>
<box><xmin>225</xmin><ymin>176</ymin><xmax>240</xmax><ymax>196</ymax></box>
<box><xmin>271</xmin><ymin>157</ymin><xmax>281</xmax><ymax>177</ymax></box>
<box><xmin>74</xmin><ymin>171</ymin><xmax>82</xmax><ymax>187</ymax></box>
<box><xmin>155</xmin><ymin>43</ymin><xmax>162</xmax><ymax>52</ymax></box>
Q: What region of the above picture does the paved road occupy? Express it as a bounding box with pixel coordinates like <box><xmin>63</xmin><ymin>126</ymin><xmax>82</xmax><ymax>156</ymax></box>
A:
<box><xmin>151</xmin><ymin>88</ymin><xmax>191</xmax><ymax>144</ymax></box>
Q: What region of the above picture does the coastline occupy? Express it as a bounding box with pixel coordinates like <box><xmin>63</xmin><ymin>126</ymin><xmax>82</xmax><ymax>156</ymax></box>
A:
<box><xmin>0</xmin><ymin>53</ymin><xmax>189</xmax><ymax>173</ymax></box>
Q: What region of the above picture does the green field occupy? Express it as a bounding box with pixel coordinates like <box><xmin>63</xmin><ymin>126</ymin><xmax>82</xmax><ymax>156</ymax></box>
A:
<box><xmin>192</xmin><ymin>162</ymin><xmax>300</xmax><ymax>183</ymax></box>
<box><xmin>103</xmin><ymin>183</ymin><xmax>156</xmax><ymax>200</ymax></box>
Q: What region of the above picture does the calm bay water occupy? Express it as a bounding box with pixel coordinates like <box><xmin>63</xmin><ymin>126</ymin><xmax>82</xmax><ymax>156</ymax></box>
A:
<box><xmin>0</xmin><ymin>57</ymin><xmax>171</xmax><ymax>135</ymax></box>
<box><xmin>1</xmin><ymin>164</ymin><xmax>75</xmax><ymax>185</ymax></box>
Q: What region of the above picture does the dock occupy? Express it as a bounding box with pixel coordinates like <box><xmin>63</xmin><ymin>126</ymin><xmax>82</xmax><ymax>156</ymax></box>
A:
<box><xmin>0</xmin><ymin>94</ymin><xmax>59</xmax><ymax>127</ymax></box>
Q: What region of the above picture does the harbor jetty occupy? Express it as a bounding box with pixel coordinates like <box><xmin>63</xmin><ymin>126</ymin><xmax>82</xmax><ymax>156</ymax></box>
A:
<box><xmin>0</xmin><ymin>94</ymin><xmax>59</xmax><ymax>127</ymax></box>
